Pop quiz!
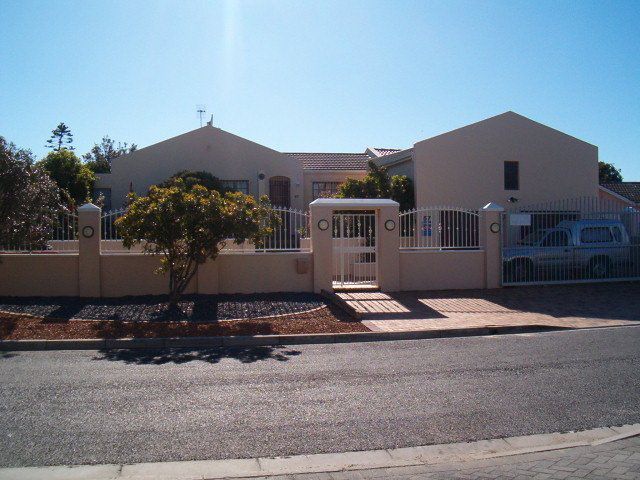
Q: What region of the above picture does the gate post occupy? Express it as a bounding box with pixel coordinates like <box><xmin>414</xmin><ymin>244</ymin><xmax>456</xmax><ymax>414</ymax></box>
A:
<box><xmin>78</xmin><ymin>203</ymin><xmax>102</xmax><ymax>297</ymax></box>
<box><xmin>481</xmin><ymin>202</ymin><xmax>504</xmax><ymax>289</ymax></box>
<box><xmin>309</xmin><ymin>202</ymin><xmax>333</xmax><ymax>293</ymax></box>
<box><xmin>377</xmin><ymin>202</ymin><xmax>400</xmax><ymax>291</ymax></box>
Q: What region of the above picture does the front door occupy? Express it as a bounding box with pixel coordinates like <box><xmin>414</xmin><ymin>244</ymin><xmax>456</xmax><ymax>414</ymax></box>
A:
<box><xmin>332</xmin><ymin>211</ymin><xmax>377</xmax><ymax>288</ymax></box>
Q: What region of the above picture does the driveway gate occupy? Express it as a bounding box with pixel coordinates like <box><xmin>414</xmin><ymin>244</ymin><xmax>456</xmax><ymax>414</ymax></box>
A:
<box><xmin>332</xmin><ymin>211</ymin><xmax>377</xmax><ymax>288</ymax></box>
<box><xmin>501</xmin><ymin>198</ymin><xmax>640</xmax><ymax>285</ymax></box>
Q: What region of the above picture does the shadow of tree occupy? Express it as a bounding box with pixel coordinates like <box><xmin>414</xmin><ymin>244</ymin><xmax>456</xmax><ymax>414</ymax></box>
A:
<box><xmin>93</xmin><ymin>346</ymin><xmax>302</xmax><ymax>365</ymax></box>
<box><xmin>0</xmin><ymin>351</ymin><xmax>18</xmax><ymax>359</ymax></box>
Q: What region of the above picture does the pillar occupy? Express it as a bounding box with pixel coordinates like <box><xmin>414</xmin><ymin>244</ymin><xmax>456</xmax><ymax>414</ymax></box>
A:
<box><xmin>481</xmin><ymin>202</ymin><xmax>504</xmax><ymax>289</ymax></box>
<box><xmin>78</xmin><ymin>203</ymin><xmax>101</xmax><ymax>297</ymax></box>
<box><xmin>377</xmin><ymin>203</ymin><xmax>400</xmax><ymax>291</ymax></box>
<box><xmin>309</xmin><ymin>203</ymin><xmax>333</xmax><ymax>293</ymax></box>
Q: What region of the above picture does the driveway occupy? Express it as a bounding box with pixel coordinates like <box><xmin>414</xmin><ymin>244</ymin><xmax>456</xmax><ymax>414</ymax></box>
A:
<box><xmin>337</xmin><ymin>282</ymin><xmax>640</xmax><ymax>332</ymax></box>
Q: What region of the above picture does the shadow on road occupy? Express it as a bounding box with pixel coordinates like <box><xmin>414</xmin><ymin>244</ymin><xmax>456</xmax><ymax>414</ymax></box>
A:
<box><xmin>93</xmin><ymin>346</ymin><xmax>302</xmax><ymax>365</ymax></box>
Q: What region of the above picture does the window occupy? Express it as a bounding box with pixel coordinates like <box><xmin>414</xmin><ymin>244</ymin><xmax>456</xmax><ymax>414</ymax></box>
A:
<box><xmin>611</xmin><ymin>226</ymin><xmax>623</xmax><ymax>243</ymax></box>
<box><xmin>580</xmin><ymin>227</ymin><xmax>613</xmax><ymax>244</ymax></box>
<box><xmin>541</xmin><ymin>230</ymin><xmax>570</xmax><ymax>247</ymax></box>
<box><xmin>222</xmin><ymin>180</ymin><xmax>249</xmax><ymax>195</ymax></box>
<box><xmin>504</xmin><ymin>161</ymin><xmax>519</xmax><ymax>190</ymax></box>
<box><xmin>93</xmin><ymin>188</ymin><xmax>112</xmax><ymax>211</ymax></box>
<box><xmin>312</xmin><ymin>181</ymin><xmax>341</xmax><ymax>200</ymax></box>
<box><xmin>269</xmin><ymin>176</ymin><xmax>291</xmax><ymax>207</ymax></box>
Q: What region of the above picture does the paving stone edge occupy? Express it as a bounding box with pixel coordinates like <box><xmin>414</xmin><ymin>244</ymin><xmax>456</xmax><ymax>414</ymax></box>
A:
<box><xmin>0</xmin><ymin>424</ymin><xmax>638</xmax><ymax>480</ymax></box>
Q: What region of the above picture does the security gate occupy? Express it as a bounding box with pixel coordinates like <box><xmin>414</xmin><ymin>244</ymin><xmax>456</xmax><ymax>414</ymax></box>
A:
<box><xmin>502</xmin><ymin>198</ymin><xmax>640</xmax><ymax>286</ymax></box>
<box><xmin>332</xmin><ymin>211</ymin><xmax>377</xmax><ymax>288</ymax></box>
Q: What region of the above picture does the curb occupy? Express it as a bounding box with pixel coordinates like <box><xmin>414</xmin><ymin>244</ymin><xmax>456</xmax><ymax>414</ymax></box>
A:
<box><xmin>0</xmin><ymin>324</ymin><xmax>569</xmax><ymax>351</ymax></box>
<box><xmin>0</xmin><ymin>424</ymin><xmax>638</xmax><ymax>480</ymax></box>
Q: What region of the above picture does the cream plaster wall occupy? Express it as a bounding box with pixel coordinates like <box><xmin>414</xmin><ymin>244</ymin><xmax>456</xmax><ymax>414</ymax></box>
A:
<box><xmin>412</xmin><ymin>112</ymin><xmax>598</xmax><ymax>209</ymax></box>
<box><xmin>399</xmin><ymin>250</ymin><xmax>485</xmax><ymax>291</ymax></box>
<box><xmin>0</xmin><ymin>255</ymin><xmax>79</xmax><ymax>296</ymax></box>
<box><xmin>106</xmin><ymin>126</ymin><xmax>304</xmax><ymax>210</ymax></box>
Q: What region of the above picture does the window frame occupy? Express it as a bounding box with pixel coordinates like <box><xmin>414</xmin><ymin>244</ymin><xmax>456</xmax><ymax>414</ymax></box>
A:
<box><xmin>312</xmin><ymin>181</ymin><xmax>341</xmax><ymax>200</ymax></box>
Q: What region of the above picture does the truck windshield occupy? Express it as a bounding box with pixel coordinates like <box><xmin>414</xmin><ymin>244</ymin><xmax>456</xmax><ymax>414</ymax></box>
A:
<box><xmin>518</xmin><ymin>230</ymin><xmax>548</xmax><ymax>246</ymax></box>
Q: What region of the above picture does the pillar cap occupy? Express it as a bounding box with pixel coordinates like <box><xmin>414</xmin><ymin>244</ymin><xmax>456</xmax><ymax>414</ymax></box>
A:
<box><xmin>482</xmin><ymin>202</ymin><xmax>504</xmax><ymax>212</ymax></box>
<box><xmin>77</xmin><ymin>202</ymin><xmax>101</xmax><ymax>212</ymax></box>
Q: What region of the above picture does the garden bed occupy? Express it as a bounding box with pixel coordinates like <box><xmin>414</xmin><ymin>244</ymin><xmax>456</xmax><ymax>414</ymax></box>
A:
<box><xmin>0</xmin><ymin>292</ymin><xmax>325</xmax><ymax>322</ymax></box>
<box><xmin>0</xmin><ymin>303</ymin><xmax>368</xmax><ymax>341</ymax></box>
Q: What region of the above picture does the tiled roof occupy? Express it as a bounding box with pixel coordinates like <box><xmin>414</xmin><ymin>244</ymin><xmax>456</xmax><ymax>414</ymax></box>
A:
<box><xmin>369</xmin><ymin>147</ymin><xmax>402</xmax><ymax>157</ymax></box>
<box><xmin>287</xmin><ymin>152</ymin><xmax>370</xmax><ymax>171</ymax></box>
<box><xmin>601</xmin><ymin>182</ymin><xmax>640</xmax><ymax>204</ymax></box>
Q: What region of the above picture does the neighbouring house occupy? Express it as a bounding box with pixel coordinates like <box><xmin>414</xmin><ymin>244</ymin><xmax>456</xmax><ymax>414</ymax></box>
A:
<box><xmin>599</xmin><ymin>182</ymin><xmax>640</xmax><ymax>210</ymax></box>
<box><xmin>94</xmin><ymin>111</ymin><xmax>599</xmax><ymax>211</ymax></box>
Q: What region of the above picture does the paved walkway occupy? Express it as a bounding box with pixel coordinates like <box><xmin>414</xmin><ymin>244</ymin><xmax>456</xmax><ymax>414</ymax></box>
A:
<box><xmin>251</xmin><ymin>436</ymin><xmax>640</xmax><ymax>479</ymax></box>
<box><xmin>337</xmin><ymin>283</ymin><xmax>640</xmax><ymax>332</ymax></box>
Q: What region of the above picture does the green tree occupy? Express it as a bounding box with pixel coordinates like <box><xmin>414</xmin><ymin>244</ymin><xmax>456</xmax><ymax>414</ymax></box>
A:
<box><xmin>599</xmin><ymin>161</ymin><xmax>623</xmax><ymax>184</ymax></box>
<box><xmin>83</xmin><ymin>136</ymin><xmax>137</xmax><ymax>173</ymax></box>
<box><xmin>159</xmin><ymin>170</ymin><xmax>223</xmax><ymax>192</ymax></box>
<box><xmin>0</xmin><ymin>137</ymin><xmax>62</xmax><ymax>249</ymax></box>
<box><xmin>337</xmin><ymin>160</ymin><xmax>415</xmax><ymax>210</ymax></box>
<box><xmin>115</xmin><ymin>180</ymin><xmax>278</xmax><ymax>308</ymax></box>
<box><xmin>45</xmin><ymin>122</ymin><xmax>74</xmax><ymax>151</ymax></box>
<box><xmin>39</xmin><ymin>149</ymin><xmax>95</xmax><ymax>208</ymax></box>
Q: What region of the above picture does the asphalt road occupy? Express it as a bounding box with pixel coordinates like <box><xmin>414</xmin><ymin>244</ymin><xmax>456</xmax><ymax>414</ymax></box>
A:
<box><xmin>1</xmin><ymin>327</ymin><xmax>639</xmax><ymax>468</ymax></box>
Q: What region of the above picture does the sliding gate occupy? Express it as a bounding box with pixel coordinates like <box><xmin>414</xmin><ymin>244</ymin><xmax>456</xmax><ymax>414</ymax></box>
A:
<box><xmin>332</xmin><ymin>211</ymin><xmax>377</xmax><ymax>288</ymax></box>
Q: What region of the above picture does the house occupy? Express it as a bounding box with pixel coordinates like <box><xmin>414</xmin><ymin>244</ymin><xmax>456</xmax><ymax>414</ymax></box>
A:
<box><xmin>95</xmin><ymin>111</ymin><xmax>599</xmax><ymax>211</ymax></box>
<box><xmin>599</xmin><ymin>182</ymin><xmax>640</xmax><ymax>209</ymax></box>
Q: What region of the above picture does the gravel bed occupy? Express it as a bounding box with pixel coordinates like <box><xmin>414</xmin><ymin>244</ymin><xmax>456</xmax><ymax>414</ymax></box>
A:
<box><xmin>0</xmin><ymin>293</ymin><xmax>325</xmax><ymax>323</ymax></box>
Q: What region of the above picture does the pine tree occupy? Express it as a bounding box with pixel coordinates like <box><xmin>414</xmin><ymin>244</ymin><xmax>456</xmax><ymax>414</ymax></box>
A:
<box><xmin>45</xmin><ymin>122</ymin><xmax>74</xmax><ymax>151</ymax></box>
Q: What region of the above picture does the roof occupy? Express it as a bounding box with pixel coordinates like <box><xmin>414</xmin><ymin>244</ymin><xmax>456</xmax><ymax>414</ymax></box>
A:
<box><xmin>287</xmin><ymin>152</ymin><xmax>370</xmax><ymax>171</ymax></box>
<box><xmin>600</xmin><ymin>182</ymin><xmax>640</xmax><ymax>204</ymax></box>
<box><xmin>367</xmin><ymin>147</ymin><xmax>402</xmax><ymax>157</ymax></box>
<box><xmin>288</xmin><ymin>147</ymin><xmax>402</xmax><ymax>171</ymax></box>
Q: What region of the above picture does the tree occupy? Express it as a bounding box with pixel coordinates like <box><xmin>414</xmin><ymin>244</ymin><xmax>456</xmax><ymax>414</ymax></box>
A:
<box><xmin>46</xmin><ymin>122</ymin><xmax>74</xmax><ymax>151</ymax></box>
<box><xmin>83</xmin><ymin>136</ymin><xmax>137</xmax><ymax>174</ymax></box>
<box><xmin>39</xmin><ymin>149</ymin><xmax>95</xmax><ymax>208</ymax></box>
<box><xmin>159</xmin><ymin>170</ymin><xmax>223</xmax><ymax>192</ymax></box>
<box><xmin>0</xmin><ymin>137</ymin><xmax>62</xmax><ymax>249</ymax></box>
<box><xmin>337</xmin><ymin>160</ymin><xmax>415</xmax><ymax>210</ymax></box>
<box><xmin>115</xmin><ymin>180</ymin><xmax>278</xmax><ymax>308</ymax></box>
<box><xmin>599</xmin><ymin>161</ymin><xmax>623</xmax><ymax>184</ymax></box>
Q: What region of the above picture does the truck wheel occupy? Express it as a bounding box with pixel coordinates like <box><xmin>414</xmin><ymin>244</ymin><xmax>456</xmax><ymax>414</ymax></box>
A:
<box><xmin>589</xmin><ymin>257</ymin><xmax>611</xmax><ymax>279</ymax></box>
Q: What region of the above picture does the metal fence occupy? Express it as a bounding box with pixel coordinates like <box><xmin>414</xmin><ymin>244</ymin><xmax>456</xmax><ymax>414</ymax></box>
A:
<box><xmin>332</xmin><ymin>211</ymin><xmax>377</xmax><ymax>287</ymax></box>
<box><xmin>255</xmin><ymin>206</ymin><xmax>310</xmax><ymax>252</ymax></box>
<box><xmin>502</xmin><ymin>197</ymin><xmax>640</xmax><ymax>285</ymax></box>
<box><xmin>101</xmin><ymin>208</ymin><xmax>127</xmax><ymax>241</ymax></box>
<box><xmin>0</xmin><ymin>211</ymin><xmax>79</xmax><ymax>253</ymax></box>
<box><xmin>399</xmin><ymin>206</ymin><xmax>480</xmax><ymax>250</ymax></box>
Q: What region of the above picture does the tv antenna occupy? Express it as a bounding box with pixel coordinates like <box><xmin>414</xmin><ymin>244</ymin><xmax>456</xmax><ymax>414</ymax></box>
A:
<box><xmin>196</xmin><ymin>105</ymin><xmax>207</xmax><ymax>127</ymax></box>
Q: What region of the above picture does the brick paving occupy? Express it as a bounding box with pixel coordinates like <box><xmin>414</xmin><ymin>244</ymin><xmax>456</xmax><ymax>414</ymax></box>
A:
<box><xmin>337</xmin><ymin>283</ymin><xmax>640</xmax><ymax>332</ymax></box>
<box><xmin>245</xmin><ymin>436</ymin><xmax>640</xmax><ymax>479</ymax></box>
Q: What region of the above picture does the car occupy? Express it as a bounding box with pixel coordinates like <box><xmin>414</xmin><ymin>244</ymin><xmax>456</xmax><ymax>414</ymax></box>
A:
<box><xmin>503</xmin><ymin>219</ymin><xmax>632</xmax><ymax>282</ymax></box>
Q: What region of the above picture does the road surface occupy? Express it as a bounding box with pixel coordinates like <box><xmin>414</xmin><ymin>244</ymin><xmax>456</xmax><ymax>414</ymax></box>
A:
<box><xmin>1</xmin><ymin>326</ymin><xmax>639</xmax><ymax>467</ymax></box>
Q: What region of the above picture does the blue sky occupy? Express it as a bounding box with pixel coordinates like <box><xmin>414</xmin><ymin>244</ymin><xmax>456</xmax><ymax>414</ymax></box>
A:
<box><xmin>1</xmin><ymin>0</ymin><xmax>638</xmax><ymax>178</ymax></box>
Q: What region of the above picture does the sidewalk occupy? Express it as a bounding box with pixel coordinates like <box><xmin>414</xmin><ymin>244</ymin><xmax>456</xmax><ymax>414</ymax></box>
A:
<box><xmin>2</xmin><ymin>425</ymin><xmax>638</xmax><ymax>480</ymax></box>
<box><xmin>250</xmin><ymin>436</ymin><xmax>640</xmax><ymax>479</ymax></box>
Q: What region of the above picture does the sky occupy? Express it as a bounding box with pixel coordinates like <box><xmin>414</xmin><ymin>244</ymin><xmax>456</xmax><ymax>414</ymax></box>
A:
<box><xmin>1</xmin><ymin>0</ymin><xmax>639</xmax><ymax>178</ymax></box>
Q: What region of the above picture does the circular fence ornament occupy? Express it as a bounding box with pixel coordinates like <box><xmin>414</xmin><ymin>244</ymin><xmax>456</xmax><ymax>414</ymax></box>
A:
<box><xmin>384</xmin><ymin>219</ymin><xmax>396</xmax><ymax>231</ymax></box>
<box><xmin>490</xmin><ymin>222</ymin><xmax>501</xmax><ymax>234</ymax></box>
<box><xmin>317</xmin><ymin>219</ymin><xmax>330</xmax><ymax>231</ymax></box>
<box><xmin>82</xmin><ymin>226</ymin><xmax>95</xmax><ymax>238</ymax></box>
